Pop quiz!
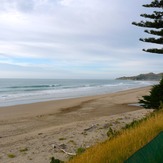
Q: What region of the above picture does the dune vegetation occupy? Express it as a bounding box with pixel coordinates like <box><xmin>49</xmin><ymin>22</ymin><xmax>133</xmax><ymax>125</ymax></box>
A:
<box><xmin>68</xmin><ymin>109</ymin><xmax>163</xmax><ymax>163</ymax></box>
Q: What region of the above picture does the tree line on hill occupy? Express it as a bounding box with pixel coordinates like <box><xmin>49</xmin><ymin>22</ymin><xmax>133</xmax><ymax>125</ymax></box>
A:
<box><xmin>116</xmin><ymin>72</ymin><xmax>163</xmax><ymax>81</ymax></box>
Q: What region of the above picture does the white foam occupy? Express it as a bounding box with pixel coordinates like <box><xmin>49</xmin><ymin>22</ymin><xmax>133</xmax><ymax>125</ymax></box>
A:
<box><xmin>0</xmin><ymin>79</ymin><xmax>156</xmax><ymax>107</ymax></box>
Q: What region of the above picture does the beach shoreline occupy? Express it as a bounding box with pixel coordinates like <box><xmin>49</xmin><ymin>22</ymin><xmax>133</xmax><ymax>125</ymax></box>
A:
<box><xmin>0</xmin><ymin>78</ymin><xmax>156</xmax><ymax>107</ymax></box>
<box><xmin>0</xmin><ymin>86</ymin><xmax>152</xmax><ymax>163</ymax></box>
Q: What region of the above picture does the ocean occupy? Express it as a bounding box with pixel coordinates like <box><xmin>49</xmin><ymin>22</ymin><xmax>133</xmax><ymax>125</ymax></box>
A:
<box><xmin>0</xmin><ymin>79</ymin><xmax>157</xmax><ymax>107</ymax></box>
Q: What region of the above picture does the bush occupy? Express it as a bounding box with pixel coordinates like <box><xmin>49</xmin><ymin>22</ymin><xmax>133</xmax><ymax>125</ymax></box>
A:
<box><xmin>50</xmin><ymin>157</ymin><xmax>63</xmax><ymax>163</ymax></box>
<box><xmin>76</xmin><ymin>147</ymin><xmax>85</xmax><ymax>155</ymax></box>
<box><xmin>139</xmin><ymin>77</ymin><xmax>163</xmax><ymax>109</ymax></box>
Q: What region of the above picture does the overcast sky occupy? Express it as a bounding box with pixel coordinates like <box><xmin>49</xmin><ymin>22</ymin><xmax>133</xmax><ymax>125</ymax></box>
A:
<box><xmin>0</xmin><ymin>0</ymin><xmax>162</xmax><ymax>79</ymax></box>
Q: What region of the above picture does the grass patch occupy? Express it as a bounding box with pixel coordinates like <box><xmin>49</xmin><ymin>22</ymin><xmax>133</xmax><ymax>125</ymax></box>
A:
<box><xmin>68</xmin><ymin>109</ymin><xmax>163</xmax><ymax>163</ymax></box>
<box><xmin>76</xmin><ymin>147</ymin><xmax>86</xmax><ymax>155</ymax></box>
<box><xmin>19</xmin><ymin>147</ymin><xmax>28</xmax><ymax>152</ymax></box>
<box><xmin>59</xmin><ymin>137</ymin><xmax>66</xmax><ymax>141</ymax></box>
<box><xmin>7</xmin><ymin>154</ymin><xmax>16</xmax><ymax>158</ymax></box>
<box><xmin>106</xmin><ymin>127</ymin><xmax>115</xmax><ymax>138</ymax></box>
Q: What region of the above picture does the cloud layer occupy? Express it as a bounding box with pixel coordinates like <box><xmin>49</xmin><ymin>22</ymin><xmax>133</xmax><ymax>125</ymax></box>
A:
<box><xmin>0</xmin><ymin>0</ymin><xmax>162</xmax><ymax>78</ymax></box>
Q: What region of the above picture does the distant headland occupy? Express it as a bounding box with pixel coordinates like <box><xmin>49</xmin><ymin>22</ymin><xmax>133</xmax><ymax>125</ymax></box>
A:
<box><xmin>116</xmin><ymin>72</ymin><xmax>163</xmax><ymax>81</ymax></box>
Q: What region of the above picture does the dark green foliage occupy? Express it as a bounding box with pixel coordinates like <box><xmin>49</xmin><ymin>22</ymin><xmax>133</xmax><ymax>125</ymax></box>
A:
<box><xmin>140</xmin><ymin>37</ymin><xmax>163</xmax><ymax>44</ymax></box>
<box><xmin>107</xmin><ymin>127</ymin><xmax>115</xmax><ymax>137</ymax></box>
<box><xmin>140</xmin><ymin>11</ymin><xmax>163</xmax><ymax>19</ymax></box>
<box><xmin>133</xmin><ymin>20</ymin><xmax>163</xmax><ymax>29</ymax></box>
<box><xmin>139</xmin><ymin>77</ymin><xmax>163</xmax><ymax>109</ymax></box>
<box><xmin>132</xmin><ymin>0</ymin><xmax>163</xmax><ymax>54</ymax></box>
<box><xmin>143</xmin><ymin>0</ymin><xmax>163</xmax><ymax>8</ymax></box>
<box><xmin>76</xmin><ymin>147</ymin><xmax>85</xmax><ymax>155</ymax></box>
<box><xmin>125</xmin><ymin>120</ymin><xmax>142</xmax><ymax>129</ymax></box>
<box><xmin>50</xmin><ymin>157</ymin><xmax>63</xmax><ymax>163</ymax></box>
<box><xmin>144</xmin><ymin>29</ymin><xmax>163</xmax><ymax>36</ymax></box>
<box><xmin>142</xmin><ymin>48</ymin><xmax>163</xmax><ymax>54</ymax></box>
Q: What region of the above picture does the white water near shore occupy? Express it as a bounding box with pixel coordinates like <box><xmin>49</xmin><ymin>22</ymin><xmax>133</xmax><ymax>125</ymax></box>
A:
<box><xmin>0</xmin><ymin>79</ymin><xmax>157</xmax><ymax>106</ymax></box>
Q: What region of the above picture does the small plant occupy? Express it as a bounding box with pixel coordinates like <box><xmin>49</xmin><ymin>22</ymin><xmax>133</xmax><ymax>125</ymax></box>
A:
<box><xmin>124</xmin><ymin>116</ymin><xmax>151</xmax><ymax>130</ymax></box>
<box><xmin>68</xmin><ymin>140</ymin><xmax>76</xmax><ymax>145</ymax></box>
<box><xmin>69</xmin><ymin>140</ymin><xmax>74</xmax><ymax>143</ymax></box>
<box><xmin>115</xmin><ymin>120</ymin><xmax>120</xmax><ymax>124</ymax></box>
<box><xmin>159</xmin><ymin>101</ymin><xmax>163</xmax><ymax>109</ymax></box>
<box><xmin>50</xmin><ymin>157</ymin><xmax>63</xmax><ymax>163</ymax></box>
<box><xmin>76</xmin><ymin>147</ymin><xmax>85</xmax><ymax>155</ymax></box>
<box><xmin>19</xmin><ymin>147</ymin><xmax>28</xmax><ymax>152</ymax></box>
<box><xmin>81</xmin><ymin>132</ymin><xmax>87</xmax><ymax>136</ymax></box>
<box><xmin>107</xmin><ymin>127</ymin><xmax>114</xmax><ymax>137</ymax></box>
<box><xmin>59</xmin><ymin>137</ymin><xmax>66</xmax><ymax>141</ymax></box>
<box><xmin>7</xmin><ymin>154</ymin><xmax>16</xmax><ymax>158</ymax></box>
<box><xmin>125</xmin><ymin>120</ymin><xmax>140</xmax><ymax>129</ymax></box>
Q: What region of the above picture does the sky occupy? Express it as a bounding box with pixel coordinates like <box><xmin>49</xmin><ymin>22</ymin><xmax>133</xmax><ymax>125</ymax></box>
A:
<box><xmin>0</xmin><ymin>0</ymin><xmax>162</xmax><ymax>79</ymax></box>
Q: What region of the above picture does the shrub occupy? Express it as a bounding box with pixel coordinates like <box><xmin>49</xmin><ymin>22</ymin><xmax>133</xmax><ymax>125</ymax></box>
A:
<box><xmin>139</xmin><ymin>77</ymin><xmax>163</xmax><ymax>109</ymax></box>
<box><xmin>107</xmin><ymin>127</ymin><xmax>114</xmax><ymax>137</ymax></box>
<box><xmin>76</xmin><ymin>147</ymin><xmax>85</xmax><ymax>155</ymax></box>
<box><xmin>50</xmin><ymin>157</ymin><xmax>63</xmax><ymax>163</ymax></box>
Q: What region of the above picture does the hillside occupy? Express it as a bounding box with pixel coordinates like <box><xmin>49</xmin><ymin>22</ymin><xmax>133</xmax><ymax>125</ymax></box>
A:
<box><xmin>116</xmin><ymin>72</ymin><xmax>163</xmax><ymax>81</ymax></box>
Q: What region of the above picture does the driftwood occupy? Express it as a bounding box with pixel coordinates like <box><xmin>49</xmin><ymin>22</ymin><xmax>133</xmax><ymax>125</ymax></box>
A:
<box><xmin>60</xmin><ymin>149</ymin><xmax>76</xmax><ymax>156</ymax></box>
<box><xmin>52</xmin><ymin>143</ymin><xmax>76</xmax><ymax>156</ymax></box>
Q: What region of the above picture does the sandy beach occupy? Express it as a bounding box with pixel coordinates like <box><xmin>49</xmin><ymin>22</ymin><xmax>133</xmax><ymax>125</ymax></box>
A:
<box><xmin>0</xmin><ymin>86</ymin><xmax>153</xmax><ymax>163</ymax></box>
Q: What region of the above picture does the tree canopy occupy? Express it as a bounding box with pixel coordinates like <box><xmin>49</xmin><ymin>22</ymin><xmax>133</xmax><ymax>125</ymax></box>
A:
<box><xmin>132</xmin><ymin>0</ymin><xmax>163</xmax><ymax>54</ymax></box>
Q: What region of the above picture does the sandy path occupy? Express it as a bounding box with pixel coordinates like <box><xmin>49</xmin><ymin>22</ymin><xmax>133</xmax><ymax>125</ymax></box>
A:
<box><xmin>0</xmin><ymin>86</ymin><xmax>152</xmax><ymax>163</ymax></box>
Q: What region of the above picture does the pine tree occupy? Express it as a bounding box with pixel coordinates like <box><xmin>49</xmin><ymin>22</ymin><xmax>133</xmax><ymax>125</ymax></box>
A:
<box><xmin>132</xmin><ymin>0</ymin><xmax>163</xmax><ymax>54</ymax></box>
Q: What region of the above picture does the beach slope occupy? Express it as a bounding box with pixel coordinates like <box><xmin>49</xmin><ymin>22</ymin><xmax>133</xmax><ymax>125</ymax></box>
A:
<box><xmin>0</xmin><ymin>86</ymin><xmax>152</xmax><ymax>163</ymax></box>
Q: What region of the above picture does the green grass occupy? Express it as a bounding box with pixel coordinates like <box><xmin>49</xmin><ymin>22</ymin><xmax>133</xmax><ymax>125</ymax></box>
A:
<box><xmin>7</xmin><ymin>154</ymin><xmax>16</xmax><ymax>158</ymax></box>
<box><xmin>76</xmin><ymin>147</ymin><xmax>86</xmax><ymax>155</ymax></box>
<box><xmin>68</xmin><ymin>109</ymin><xmax>163</xmax><ymax>163</ymax></box>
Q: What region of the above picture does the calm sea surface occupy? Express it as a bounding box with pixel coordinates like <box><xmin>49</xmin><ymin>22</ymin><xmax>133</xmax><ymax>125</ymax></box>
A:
<box><xmin>0</xmin><ymin>79</ymin><xmax>157</xmax><ymax>107</ymax></box>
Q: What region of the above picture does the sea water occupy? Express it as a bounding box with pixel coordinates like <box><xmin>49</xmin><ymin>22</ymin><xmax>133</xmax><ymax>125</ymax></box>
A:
<box><xmin>0</xmin><ymin>79</ymin><xmax>157</xmax><ymax>107</ymax></box>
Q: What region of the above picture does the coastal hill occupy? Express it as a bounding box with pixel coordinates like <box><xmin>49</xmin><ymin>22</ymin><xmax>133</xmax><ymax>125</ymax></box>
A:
<box><xmin>116</xmin><ymin>72</ymin><xmax>163</xmax><ymax>81</ymax></box>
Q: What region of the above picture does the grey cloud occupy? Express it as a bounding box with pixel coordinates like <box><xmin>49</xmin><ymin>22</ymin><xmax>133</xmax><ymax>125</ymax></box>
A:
<box><xmin>16</xmin><ymin>0</ymin><xmax>35</xmax><ymax>12</ymax></box>
<box><xmin>0</xmin><ymin>0</ymin><xmax>162</xmax><ymax>79</ymax></box>
<box><xmin>0</xmin><ymin>0</ymin><xmax>34</xmax><ymax>12</ymax></box>
<box><xmin>0</xmin><ymin>0</ymin><xmax>61</xmax><ymax>13</ymax></box>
